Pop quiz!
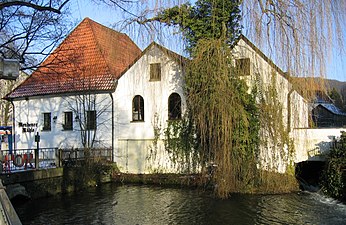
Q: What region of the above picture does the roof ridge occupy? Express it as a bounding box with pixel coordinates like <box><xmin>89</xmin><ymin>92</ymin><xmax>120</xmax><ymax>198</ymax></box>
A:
<box><xmin>87</xmin><ymin>18</ymin><xmax>142</xmax><ymax>79</ymax></box>
<box><xmin>85</xmin><ymin>17</ymin><xmax>125</xmax><ymax>36</ymax></box>
<box><xmin>86</xmin><ymin>18</ymin><xmax>114</xmax><ymax>77</ymax></box>
<box><xmin>117</xmin><ymin>41</ymin><xmax>186</xmax><ymax>80</ymax></box>
<box><xmin>43</xmin><ymin>18</ymin><xmax>89</xmax><ymax>63</ymax></box>
<box><xmin>236</xmin><ymin>35</ymin><xmax>289</xmax><ymax>80</ymax></box>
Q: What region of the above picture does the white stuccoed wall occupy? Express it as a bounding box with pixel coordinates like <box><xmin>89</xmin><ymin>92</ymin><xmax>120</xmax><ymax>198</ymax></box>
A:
<box><xmin>11</xmin><ymin>44</ymin><xmax>186</xmax><ymax>174</ymax></box>
<box><xmin>232</xmin><ymin>38</ymin><xmax>309</xmax><ymax>173</ymax></box>
<box><xmin>13</xmin><ymin>94</ymin><xmax>113</xmax><ymax>150</ymax></box>
<box><xmin>113</xmin><ymin>44</ymin><xmax>186</xmax><ymax>173</ymax></box>
<box><xmin>292</xmin><ymin>128</ymin><xmax>346</xmax><ymax>162</ymax></box>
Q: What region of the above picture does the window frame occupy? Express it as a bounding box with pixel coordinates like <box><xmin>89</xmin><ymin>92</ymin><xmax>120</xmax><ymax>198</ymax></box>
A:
<box><xmin>168</xmin><ymin>93</ymin><xmax>182</xmax><ymax>120</ymax></box>
<box><xmin>42</xmin><ymin>112</ymin><xmax>51</xmax><ymax>131</ymax></box>
<box><xmin>149</xmin><ymin>63</ymin><xmax>161</xmax><ymax>81</ymax></box>
<box><xmin>235</xmin><ymin>58</ymin><xmax>250</xmax><ymax>76</ymax></box>
<box><xmin>132</xmin><ymin>95</ymin><xmax>144</xmax><ymax>122</ymax></box>
<box><xmin>86</xmin><ymin>110</ymin><xmax>97</xmax><ymax>130</ymax></box>
<box><xmin>63</xmin><ymin>111</ymin><xmax>73</xmax><ymax>131</ymax></box>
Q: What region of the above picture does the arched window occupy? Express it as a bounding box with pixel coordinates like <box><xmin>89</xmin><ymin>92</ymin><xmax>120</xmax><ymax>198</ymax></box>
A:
<box><xmin>168</xmin><ymin>93</ymin><xmax>182</xmax><ymax>120</ymax></box>
<box><xmin>132</xmin><ymin>95</ymin><xmax>144</xmax><ymax>121</ymax></box>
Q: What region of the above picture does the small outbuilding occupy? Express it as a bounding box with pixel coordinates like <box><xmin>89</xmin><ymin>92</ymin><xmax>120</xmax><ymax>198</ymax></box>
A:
<box><xmin>312</xmin><ymin>103</ymin><xmax>346</xmax><ymax>127</ymax></box>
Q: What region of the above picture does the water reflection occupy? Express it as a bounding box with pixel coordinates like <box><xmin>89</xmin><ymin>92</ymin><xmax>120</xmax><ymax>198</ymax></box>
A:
<box><xmin>14</xmin><ymin>184</ymin><xmax>346</xmax><ymax>225</ymax></box>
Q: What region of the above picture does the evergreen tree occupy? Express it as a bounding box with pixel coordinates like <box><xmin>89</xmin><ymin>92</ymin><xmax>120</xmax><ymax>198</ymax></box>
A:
<box><xmin>149</xmin><ymin>0</ymin><xmax>242</xmax><ymax>54</ymax></box>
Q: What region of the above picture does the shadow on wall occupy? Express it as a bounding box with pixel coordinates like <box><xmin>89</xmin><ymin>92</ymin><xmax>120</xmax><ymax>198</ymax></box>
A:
<box><xmin>308</xmin><ymin>139</ymin><xmax>334</xmax><ymax>160</ymax></box>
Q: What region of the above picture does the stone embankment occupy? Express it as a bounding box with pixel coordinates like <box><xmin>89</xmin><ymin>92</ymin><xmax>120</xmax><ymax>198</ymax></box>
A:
<box><xmin>0</xmin><ymin>180</ymin><xmax>22</xmax><ymax>225</ymax></box>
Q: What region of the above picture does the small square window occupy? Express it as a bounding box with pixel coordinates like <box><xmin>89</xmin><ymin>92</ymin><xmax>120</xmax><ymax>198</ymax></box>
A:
<box><xmin>43</xmin><ymin>113</ymin><xmax>51</xmax><ymax>131</ymax></box>
<box><xmin>150</xmin><ymin>63</ymin><xmax>161</xmax><ymax>81</ymax></box>
<box><xmin>63</xmin><ymin>111</ymin><xmax>73</xmax><ymax>130</ymax></box>
<box><xmin>235</xmin><ymin>58</ymin><xmax>250</xmax><ymax>76</ymax></box>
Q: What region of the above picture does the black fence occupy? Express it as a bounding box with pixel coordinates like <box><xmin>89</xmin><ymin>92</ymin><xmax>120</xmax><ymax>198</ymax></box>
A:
<box><xmin>60</xmin><ymin>148</ymin><xmax>112</xmax><ymax>167</ymax></box>
<box><xmin>0</xmin><ymin>147</ymin><xmax>112</xmax><ymax>173</ymax></box>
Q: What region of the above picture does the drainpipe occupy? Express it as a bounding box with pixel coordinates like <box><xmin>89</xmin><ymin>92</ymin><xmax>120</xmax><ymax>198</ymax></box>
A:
<box><xmin>10</xmin><ymin>99</ymin><xmax>16</xmax><ymax>152</ymax></box>
<box><xmin>110</xmin><ymin>93</ymin><xmax>114</xmax><ymax>162</ymax></box>
<box><xmin>110</xmin><ymin>79</ymin><xmax>118</xmax><ymax>162</ymax></box>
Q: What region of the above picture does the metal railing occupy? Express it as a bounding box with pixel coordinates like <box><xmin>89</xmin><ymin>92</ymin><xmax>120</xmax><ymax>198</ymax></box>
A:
<box><xmin>0</xmin><ymin>148</ymin><xmax>58</xmax><ymax>173</ymax></box>
<box><xmin>0</xmin><ymin>147</ymin><xmax>112</xmax><ymax>173</ymax></box>
<box><xmin>61</xmin><ymin>148</ymin><xmax>112</xmax><ymax>166</ymax></box>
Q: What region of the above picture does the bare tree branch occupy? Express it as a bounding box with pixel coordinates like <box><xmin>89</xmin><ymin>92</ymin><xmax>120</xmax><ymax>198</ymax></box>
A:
<box><xmin>0</xmin><ymin>1</ymin><xmax>71</xmax><ymax>71</ymax></box>
<box><xmin>0</xmin><ymin>0</ymin><xmax>70</xmax><ymax>14</ymax></box>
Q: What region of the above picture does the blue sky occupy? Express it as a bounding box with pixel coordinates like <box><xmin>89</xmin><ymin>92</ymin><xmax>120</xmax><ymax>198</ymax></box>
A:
<box><xmin>68</xmin><ymin>0</ymin><xmax>346</xmax><ymax>81</ymax></box>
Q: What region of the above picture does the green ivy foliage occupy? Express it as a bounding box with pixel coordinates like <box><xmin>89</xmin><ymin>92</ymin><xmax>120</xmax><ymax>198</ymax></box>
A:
<box><xmin>163</xmin><ymin>116</ymin><xmax>200</xmax><ymax>173</ymax></box>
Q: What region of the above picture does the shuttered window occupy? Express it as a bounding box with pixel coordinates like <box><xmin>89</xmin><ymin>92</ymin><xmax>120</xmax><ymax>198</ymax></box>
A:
<box><xmin>235</xmin><ymin>58</ymin><xmax>250</xmax><ymax>76</ymax></box>
<box><xmin>150</xmin><ymin>63</ymin><xmax>161</xmax><ymax>81</ymax></box>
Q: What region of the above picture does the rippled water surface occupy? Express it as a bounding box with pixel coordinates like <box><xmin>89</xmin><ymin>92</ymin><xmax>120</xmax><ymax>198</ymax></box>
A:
<box><xmin>14</xmin><ymin>184</ymin><xmax>346</xmax><ymax>225</ymax></box>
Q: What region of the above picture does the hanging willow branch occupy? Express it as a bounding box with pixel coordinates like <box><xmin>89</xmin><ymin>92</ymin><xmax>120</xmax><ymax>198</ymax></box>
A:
<box><xmin>185</xmin><ymin>38</ymin><xmax>260</xmax><ymax>198</ymax></box>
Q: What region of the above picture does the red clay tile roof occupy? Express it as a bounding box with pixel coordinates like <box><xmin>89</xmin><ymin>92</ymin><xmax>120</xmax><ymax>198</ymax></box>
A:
<box><xmin>6</xmin><ymin>18</ymin><xmax>141</xmax><ymax>99</ymax></box>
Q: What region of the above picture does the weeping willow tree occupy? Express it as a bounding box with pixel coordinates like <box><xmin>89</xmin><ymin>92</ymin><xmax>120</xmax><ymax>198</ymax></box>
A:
<box><xmin>114</xmin><ymin>0</ymin><xmax>345</xmax><ymax>197</ymax></box>
<box><xmin>139</xmin><ymin>0</ymin><xmax>261</xmax><ymax>198</ymax></box>
<box><xmin>186</xmin><ymin>39</ymin><xmax>260</xmax><ymax>197</ymax></box>
<box><xmin>242</xmin><ymin>0</ymin><xmax>346</xmax><ymax>97</ymax></box>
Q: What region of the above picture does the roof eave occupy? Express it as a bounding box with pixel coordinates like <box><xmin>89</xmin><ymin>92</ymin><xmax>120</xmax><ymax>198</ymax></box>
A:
<box><xmin>6</xmin><ymin>88</ymin><xmax>116</xmax><ymax>101</ymax></box>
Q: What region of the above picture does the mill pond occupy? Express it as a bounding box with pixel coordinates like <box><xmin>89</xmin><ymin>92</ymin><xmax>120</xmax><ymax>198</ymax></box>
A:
<box><xmin>14</xmin><ymin>183</ymin><xmax>346</xmax><ymax>225</ymax></box>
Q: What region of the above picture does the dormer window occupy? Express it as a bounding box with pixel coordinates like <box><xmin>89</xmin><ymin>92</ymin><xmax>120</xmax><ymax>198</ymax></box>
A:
<box><xmin>235</xmin><ymin>58</ymin><xmax>250</xmax><ymax>76</ymax></box>
<box><xmin>150</xmin><ymin>63</ymin><xmax>161</xmax><ymax>81</ymax></box>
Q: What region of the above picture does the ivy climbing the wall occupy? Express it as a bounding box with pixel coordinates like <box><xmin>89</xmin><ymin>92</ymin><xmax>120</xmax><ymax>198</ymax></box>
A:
<box><xmin>163</xmin><ymin>116</ymin><xmax>199</xmax><ymax>174</ymax></box>
<box><xmin>255</xmin><ymin>70</ymin><xmax>297</xmax><ymax>192</ymax></box>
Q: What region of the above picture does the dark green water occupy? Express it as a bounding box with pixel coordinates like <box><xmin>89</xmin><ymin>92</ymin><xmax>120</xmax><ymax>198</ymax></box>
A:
<box><xmin>14</xmin><ymin>184</ymin><xmax>346</xmax><ymax>225</ymax></box>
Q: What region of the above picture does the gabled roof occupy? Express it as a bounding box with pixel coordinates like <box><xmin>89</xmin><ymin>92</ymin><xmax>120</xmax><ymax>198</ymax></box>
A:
<box><xmin>234</xmin><ymin>35</ymin><xmax>290</xmax><ymax>80</ymax></box>
<box><xmin>6</xmin><ymin>18</ymin><xmax>141</xmax><ymax>99</ymax></box>
<box><xmin>314</xmin><ymin>103</ymin><xmax>346</xmax><ymax>116</ymax></box>
<box><xmin>117</xmin><ymin>42</ymin><xmax>187</xmax><ymax>79</ymax></box>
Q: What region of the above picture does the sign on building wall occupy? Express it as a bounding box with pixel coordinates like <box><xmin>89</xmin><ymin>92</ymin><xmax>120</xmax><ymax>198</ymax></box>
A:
<box><xmin>18</xmin><ymin>122</ymin><xmax>38</xmax><ymax>133</ymax></box>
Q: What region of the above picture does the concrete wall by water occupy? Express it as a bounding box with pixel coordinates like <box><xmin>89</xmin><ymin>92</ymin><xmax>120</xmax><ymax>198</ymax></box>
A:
<box><xmin>0</xmin><ymin>180</ymin><xmax>22</xmax><ymax>225</ymax></box>
<box><xmin>292</xmin><ymin>128</ymin><xmax>346</xmax><ymax>163</ymax></box>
